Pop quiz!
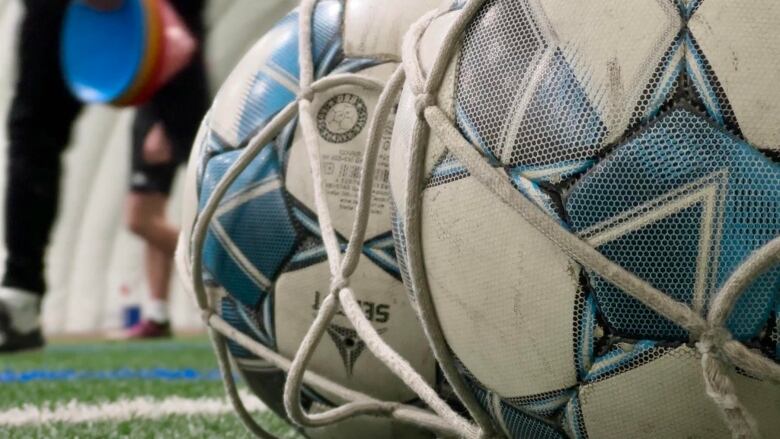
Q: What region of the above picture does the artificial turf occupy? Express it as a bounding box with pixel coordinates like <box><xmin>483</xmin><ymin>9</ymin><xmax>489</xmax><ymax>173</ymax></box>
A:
<box><xmin>3</xmin><ymin>413</ymin><xmax>299</xmax><ymax>439</ymax></box>
<box><xmin>0</xmin><ymin>337</ymin><xmax>300</xmax><ymax>438</ymax></box>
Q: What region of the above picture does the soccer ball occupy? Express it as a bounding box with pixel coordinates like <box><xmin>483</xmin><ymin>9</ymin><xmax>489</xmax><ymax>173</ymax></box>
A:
<box><xmin>390</xmin><ymin>1</ymin><xmax>780</xmax><ymax>438</ymax></box>
<box><xmin>178</xmin><ymin>1</ymin><xmax>440</xmax><ymax>437</ymax></box>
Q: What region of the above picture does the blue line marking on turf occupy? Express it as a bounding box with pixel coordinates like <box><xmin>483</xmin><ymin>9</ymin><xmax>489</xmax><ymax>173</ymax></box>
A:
<box><xmin>0</xmin><ymin>368</ymin><xmax>225</xmax><ymax>383</ymax></box>
<box><xmin>45</xmin><ymin>342</ymin><xmax>213</xmax><ymax>353</ymax></box>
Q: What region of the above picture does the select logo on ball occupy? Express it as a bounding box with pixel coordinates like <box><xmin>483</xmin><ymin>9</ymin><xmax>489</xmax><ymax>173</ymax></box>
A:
<box><xmin>317</xmin><ymin>93</ymin><xmax>368</xmax><ymax>143</ymax></box>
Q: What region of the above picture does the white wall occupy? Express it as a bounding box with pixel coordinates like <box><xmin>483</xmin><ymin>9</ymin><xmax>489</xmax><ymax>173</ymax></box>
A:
<box><xmin>0</xmin><ymin>0</ymin><xmax>297</xmax><ymax>335</ymax></box>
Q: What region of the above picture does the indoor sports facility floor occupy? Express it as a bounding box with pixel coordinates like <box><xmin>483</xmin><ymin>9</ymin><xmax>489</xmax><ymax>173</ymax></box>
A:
<box><xmin>0</xmin><ymin>338</ymin><xmax>301</xmax><ymax>438</ymax></box>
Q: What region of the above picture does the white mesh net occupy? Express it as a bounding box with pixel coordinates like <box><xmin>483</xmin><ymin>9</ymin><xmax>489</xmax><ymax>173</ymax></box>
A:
<box><xmin>390</xmin><ymin>1</ymin><xmax>780</xmax><ymax>438</ymax></box>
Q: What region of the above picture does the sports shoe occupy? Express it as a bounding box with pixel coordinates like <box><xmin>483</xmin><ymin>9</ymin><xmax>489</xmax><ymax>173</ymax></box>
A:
<box><xmin>123</xmin><ymin>319</ymin><xmax>172</xmax><ymax>339</ymax></box>
<box><xmin>0</xmin><ymin>301</ymin><xmax>44</xmax><ymax>353</ymax></box>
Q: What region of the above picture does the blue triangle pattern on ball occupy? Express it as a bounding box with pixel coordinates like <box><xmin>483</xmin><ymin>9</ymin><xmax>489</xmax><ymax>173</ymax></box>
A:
<box><xmin>566</xmin><ymin>106</ymin><xmax>780</xmax><ymax>341</ymax></box>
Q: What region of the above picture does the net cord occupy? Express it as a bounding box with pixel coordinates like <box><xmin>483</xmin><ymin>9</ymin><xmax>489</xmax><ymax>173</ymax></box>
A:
<box><xmin>209</xmin><ymin>327</ymin><xmax>277</xmax><ymax>439</ymax></box>
<box><xmin>398</xmin><ymin>2</ymin><xmax>513</xmax><ymax>436</ymax></box>
<box><xmin>401</xmin><ymin>0</ymin><xmax>780</xmax><ymax>437</ymax></box>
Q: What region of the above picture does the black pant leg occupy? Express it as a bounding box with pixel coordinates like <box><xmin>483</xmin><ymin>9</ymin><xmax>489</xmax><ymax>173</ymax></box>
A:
<box><xmin>3</xmin><ymin>0</ymin><xmax>83</xmax><ymax>295</ymax></box>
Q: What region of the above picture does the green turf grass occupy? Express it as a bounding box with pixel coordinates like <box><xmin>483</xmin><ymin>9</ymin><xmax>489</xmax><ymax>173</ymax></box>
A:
<box><xmin>1</xmin><ymin>379</ymin><xmax>228</xmax><ymax>410</ymax></box>
<box><xmin>1</xmin><ymin>338</ymin><xmax>216</xmax><ymax>371</ymax></box>
<box><xmin>0</xmin><ymin>337</ymin><xmax>301</xmax><ymax>438</ymax></box>
<box><xmin>3</xmin><ymin>412</ymin><xmax>301</xmax><ymax>439</ymax></box>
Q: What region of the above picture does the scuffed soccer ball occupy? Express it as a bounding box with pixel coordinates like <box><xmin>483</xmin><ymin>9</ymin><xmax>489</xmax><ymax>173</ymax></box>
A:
<box><xmin>390</xmin><ymin>1</ymin><xmax>780</xmax><ymax>438</ymax></box>
<box><xmin>178</xmin><ymin>1</ymin><xmax>440</xmax><ymax>438</ymax></box>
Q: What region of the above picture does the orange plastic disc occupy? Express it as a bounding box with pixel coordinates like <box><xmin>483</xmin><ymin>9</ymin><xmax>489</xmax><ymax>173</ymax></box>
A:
<box><xmin>124</xmin><ymin>0</ymin><xmax>196</xmax><ymax>106</ymax></box>
<box><xmin>114</xmin><ymin>0</ymin><xmax>163</xmax><ymax>105</ymax></box>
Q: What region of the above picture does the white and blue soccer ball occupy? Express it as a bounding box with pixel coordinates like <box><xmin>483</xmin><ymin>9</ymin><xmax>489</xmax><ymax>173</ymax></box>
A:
<box><xmin>390</xmin><ymin>1</ymin><xmax>780</xmax><ymax>438</ymax></box>
<box><xmin>178</xmin><ymin>1</ymin><xmax>440</xmax><ymax>437</ymax></box>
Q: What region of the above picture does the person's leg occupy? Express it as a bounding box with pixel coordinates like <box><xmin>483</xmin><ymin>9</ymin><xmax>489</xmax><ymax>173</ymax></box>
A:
<box><xmin>4</xmin><ymin>0</ymin><xmax>82</xmax><ymax>295</ymax></box>
<box><xmin>126</xmin><ymin>190</ymin><xmax>178</xmax><ymax>258</ymax></box>
<box><xmin>145</xmin><ymin>240</ymin><xmax>173</xmax><ymax>314</ymax></box>
<box><xmin>124</xmin><ymin>119</ymin><xmax>179</xmax><ymax>338</ymax></box>
<box><xmin>126</xmin><ymin>191</ymin><xmax>177</xmax><ymax>328</ymax></box>
<box><xmin>1</xmin><ymin>0</ymin><xmax>82</xmax><ymax>352</ymax></box>
<box><xmin>123</xmin><ymin>0</ymin><xmax>209</xmax><ymax>339</ymax></box>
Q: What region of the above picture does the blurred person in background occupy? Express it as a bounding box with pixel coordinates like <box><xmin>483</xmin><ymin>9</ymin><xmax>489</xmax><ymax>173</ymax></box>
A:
<box><xmin>0</xmin><ymin>0</ymin><xmax>208</xmax><ymax>352</ymax></box>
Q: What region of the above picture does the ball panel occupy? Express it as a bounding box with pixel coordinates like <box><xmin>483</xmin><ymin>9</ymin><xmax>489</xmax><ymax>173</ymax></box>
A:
<box><xmin>504</xmin><ymin>388</ymin><xmax>575</xmax><ymax>419</ymax></box>
<box><xmin>208</xmin><ymin>11</ymin><xmax>300</xmax><ymax>146</ymax></box>
<box><xmin>727</xmin><ymin>372</ymin><xmax>780</xmax><ymax>439</ymax></box>
<box><xmin>239</xmin><ymin>367</ymin><xmax>289</xmax><ymax>419</ymax></box>
<box><xmin>538</xmin><ymin>0</ymin><xmax>681</xmax><ymax>142</ymax></box>
<box><xmin>774</xmin><ymin>306</ymin><xmax>779</xmax><ymax>360</ymax></box>
<box><xmin>561</xmin><ymin>392</ymin><xmax>585</xmax><ymax>439</ymax></box>
<box><xmin>285</xmin><ymin>64</ymin><xmax>395</xmax><ymax>239</ymax></box>
<box><xmin>417</xmin><ymin>10</ymin><xmax>460</xmax><ymax>75</ymax></box>
<box><xmin>305</xmin><ymin>401</ymin><xmax>432</xmax><ymax>439</ymax></box>
<box><xmin>221</xmin><ymin>296</ymin><xmax>263</xmax><ymax>359</ymax></box>
<box><xmin>574</xmin><ymin>345</ymin><xmax>780</xmax><ymax>439</ymax></box>
<box><xmin>421</xmin><ymin>174</ymin><xmax>579</xmax><ymax>397</ymax></box>
<box><xmin>566</xmin><ymin>106</ymin><xmax>780</xmax><ymax>340</ymax></box>
<box><xmin>455</xmin><ymin>0</ymin><xmax>679</xmax><ymax>169</ymax></box>
<box><xmin>690</xmin><ymin>0</ymin><xmax>780</xmax><ymax>151</ymax></box>
<box><xmin>219</xmin><ymin>295</ymin><xmax>290</xmax><ymax>417</ymax></box>
<box><xmin>464</xmin><ymin>376</ymin><xmax>566</xmax><ymax>439</ymax></box>
<box><xmin>573</xmin><ymin>292</ymin><xmax>598</xmax><ymax>380</ymax></box>
<box><xmin>683</xmin><ymin>30</ymin><xmax>740</xmax><ymax>138</ymax></box>
<box><xmin>582</xmin><ymin>340</ymin><xmax>669</xmax><ymax>384</ymax></box>
<box><xmin>200</xmin><ymin>147</ymin><xmax>298</xmax><ymax>309</ymax></box>
<box><xmin>424</xmin><ymin>150</ymin><xmax>470</xmax><ymax>189</ymax></box>
<box><xmin>390</xmin><ymin>204</ymin><xmax>416</xmax><ymax>311</ymax></box>
<box><xmin>503</xmin><ymin>48</ymin><xmax>608</xmax><ymax>169</ymax></box>
<box><xmin>274</xmin><ymin>256</ymin><xmax>435</xmax><ymax>403</ymax></box>
<box><xmin>498</xmin><ymin>401</ymin><xmax>564</xmax><ymax>439</ymax></box>
<box><xmin>209</xmin><ymin>1</ymin><xmax>343</xmax><ymax>148</ymax></box>
<box><xmin>176</xmin><ymin>118</ymin><xmax>211</xmax><ymax>291</ymax></box>
<box><xmin>456</xmin><ymin>0</ymin><xmax>550</xmax><ymax>164</ymax></box>
<box><xmin>342</xmin><ymin>0</ymin><xmax>440</xmax><ymax>60</ymax></box>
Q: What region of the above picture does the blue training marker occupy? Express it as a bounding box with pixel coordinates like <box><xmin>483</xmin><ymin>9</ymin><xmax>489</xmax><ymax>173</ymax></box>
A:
<box><xmin>61</xmin><ymin>0</ymin><xmax>147</xmax><ymax>103</ymax></box>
